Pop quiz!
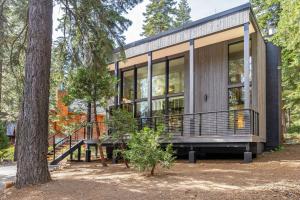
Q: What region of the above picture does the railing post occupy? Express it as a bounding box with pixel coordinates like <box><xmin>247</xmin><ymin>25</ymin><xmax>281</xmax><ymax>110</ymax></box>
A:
<box><xmin>233</xmin><ymin>110</ymin><xmax>236</xmax><ymax>135</ymax></box>
<box><xmin>181</xmin><ymin>115</ymin><xmax>184</xmax><ymax>136</ymax></box>
<box><xmin>53</xmin><ymin>135</ymin><xmax>55</xmax><ymax>161</ymax></box>
<box><xmin>154</xmin><ymin>117</ymin><xmax>157</xmax><ymax>131</ymax></box>
<box><xmin>69</xmin><ymin>135</ymin><xmax>73</xmax><ymax>161</ymax></box>
<box><xmin>215</xmin><ymin>112</ymin><xmax>218</xmax><ymax>135</ymax></box>
<box><xmin>199</xmin><ymin>113</ymin><xmax>202</xmax><ymax>136</ymax></box>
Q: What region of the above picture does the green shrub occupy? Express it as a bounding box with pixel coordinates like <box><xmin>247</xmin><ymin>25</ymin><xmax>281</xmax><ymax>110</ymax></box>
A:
<box><xmin>124</xmin><ymin>127</ymin><xmax>175</xmax><ymax>175</ymax></box>
<box><xmin>0</xmin><ymin>146</ymin><xmax>14</xmax><ymax>162</ymax></box>
<box><xmin>0</xmin><ymin>122</ymin><xmax>9</xmax><ymax>150</ymax></box>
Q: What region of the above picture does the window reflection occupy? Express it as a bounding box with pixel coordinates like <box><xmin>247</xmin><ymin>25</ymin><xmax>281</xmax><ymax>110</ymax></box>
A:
<box><xmin>137</xmin><ymin>66</ymin><xmax>148</xmax><ymax>99</ymax></box>
<box><xmin>152</xmin><ymin>62</ymin><xmax>166</xmax><ymax>97</ymax></box>
<box><xmin>169</xmin><ymin>58</ymin><xmax>184</xmax><ymax>94</ymax></box>
<box><xmin>168</xmin><ymin>96</ymin><xmax>184</xmax><ymax>115</ymax></box>
<box><xmin>122</xmin><ymin>70</ymin><xmax>134</xmax><ymax>102</ymax></box>
<box><xmin>152</xmin><ymin>99</ymin><xmax>166</xmax><ymax>116</ymax></box>
<box><xmin>136</xmin><ymin>101</ymin><xmax>148</xmax><ymax>118</ymax></box>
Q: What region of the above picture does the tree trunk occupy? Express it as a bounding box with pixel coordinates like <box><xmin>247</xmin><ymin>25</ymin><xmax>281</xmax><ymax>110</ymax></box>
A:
<box><xmin>16</xmin><ymin>0</ymin><xmax>52</xmax><ymax>188</ymax></box>
<box><xmin>93</xmin><ymin>99</ymin><xmax>107</xmax><ymax>167</ymax></box>
<box><xmin>121</xmin><ymin>141</ymin><xmax>129</xmax><ymax>168</ymax></box>
<box><xmin>0</xmin><ymin>0</ymin><xmax>4</xmax><ymax>112</ymax></box>
<box><xmin>150</xmin><ymin>164</ymin><xmax>156</xmax><ymax>176</ymax></box>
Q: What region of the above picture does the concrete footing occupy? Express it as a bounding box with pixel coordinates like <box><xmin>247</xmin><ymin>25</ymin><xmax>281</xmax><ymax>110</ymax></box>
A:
<box><xmin>243</xmin><ymin>152</ymin><xmax>252</xmax><ymax>163</ymax></box>
<box><xmin>189</xmin><ymin>151</ymin><xmax>196</xmax><ymax>163</ymax></box>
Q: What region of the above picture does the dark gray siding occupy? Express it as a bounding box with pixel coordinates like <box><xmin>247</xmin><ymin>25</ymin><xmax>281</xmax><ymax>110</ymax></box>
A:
<box><xmin>266</xmin><ymin>42</ymin><xmax>282</xmax><ymax>149</ymax></box>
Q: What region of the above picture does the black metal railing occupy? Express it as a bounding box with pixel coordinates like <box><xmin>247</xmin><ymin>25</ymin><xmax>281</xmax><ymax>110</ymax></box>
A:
<box><xmin>137</xmin><ymin>109</ymin><xmax>259</xmax><ymax>137</ymax></box>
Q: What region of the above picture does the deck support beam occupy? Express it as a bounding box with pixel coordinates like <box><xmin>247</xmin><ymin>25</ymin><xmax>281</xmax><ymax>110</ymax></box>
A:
<box><xmin>147</xmin><ymin>52</ymin><xmax>152</xmax><ymax>116</ymax></box>
<box><xmin>189</xmin><ymin>150</ymin><xmax>196</xmax><ymax>163</ymax></box>
<box><xmin>244</xmin><ymin>23</ymin><xmax>250</xmax><ymax>109</ymax></box>
<box><xmin>189</xmin><ymin>40</ymin><xmax>195</xmax><ymax>114</ymax></box>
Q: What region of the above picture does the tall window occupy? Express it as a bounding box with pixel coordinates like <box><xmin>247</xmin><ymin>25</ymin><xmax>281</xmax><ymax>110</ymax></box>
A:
<box><xmin>120</xmin><ymin>57</ymin><xmax>185</xmax><ymax>118</ymax></box>
<box><xmin>151</xmin><ymin>57</ymin><xmax>185</xmax><ymax>116</ymax></box>
<box><xmin>228</xmin><ymin>41</ymin><xmax>252</xmax><ymax>129</ymax></box>
<box><xmin>122</xmin><ymin>70</ymin><xmax>134</xmax><ymax>102</ymax></box>
<box><xmin>137</xmin><ymin>66</ymin><xmax>148</xmax><ymax>99</ymax></box>
<box><xmin>228</xmin><ymin>41</ymin><xmax>252</xmax><ymax>110</ymax></box>
<box><xmin>169</xmin><ymin>58</ymin><xmax>184</xmax><ymax>94</ymax></box>
<box><xmin>152</xmin><ymin>62</ymin><xmax>166</xmax><ymax>97</ymax></box>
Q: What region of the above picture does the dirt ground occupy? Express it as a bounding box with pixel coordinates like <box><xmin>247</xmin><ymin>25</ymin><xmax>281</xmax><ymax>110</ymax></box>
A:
<box><xmin>1</xmin><ymin>144</ymin><xmax>300</xmax><ymax>200</ymax></box>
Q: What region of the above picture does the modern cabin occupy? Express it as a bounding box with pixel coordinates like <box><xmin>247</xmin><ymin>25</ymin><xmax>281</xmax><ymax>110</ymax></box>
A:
<box><xmin>106</xmin><ymin>3</ymin><xmax>282</xmax><ymax>162</ymax></box>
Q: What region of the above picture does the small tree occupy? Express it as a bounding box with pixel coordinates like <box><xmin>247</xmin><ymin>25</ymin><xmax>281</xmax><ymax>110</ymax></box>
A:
<box><xmin>124</xmin><ymin>127</ymin><xmax>175</xmax><ymax>175</ymax></box>
<box><xmin>106</xmin><ymin>108</ymin><xmax>136</xmax><ymax>168</ymax></box>
<box><xmin>64</xmin><ymin>67</ymin><xmax>116</xmax><ymax>167</ymax></box>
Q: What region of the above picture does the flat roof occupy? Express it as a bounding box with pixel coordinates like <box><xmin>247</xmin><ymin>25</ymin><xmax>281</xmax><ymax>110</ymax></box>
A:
<box><xmin>115</xmin><ymin>3</ymin><xmax>252</xmax><ymax>53</ymax></box>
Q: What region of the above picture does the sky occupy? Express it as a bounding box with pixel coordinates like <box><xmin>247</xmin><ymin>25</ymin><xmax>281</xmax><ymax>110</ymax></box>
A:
<box><xmin>53</xmin><ymin>0</ymin><xmax>249</xmax><ymax>44</ymax></box>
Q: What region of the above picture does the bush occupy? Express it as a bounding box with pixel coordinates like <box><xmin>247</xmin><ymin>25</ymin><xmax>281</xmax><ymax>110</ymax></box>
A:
<box><xmin>0</xmin><ymin>122</ymin><xmax>9</xmax><ymax>150</ymax></box>
<box><xmin>124</xmin><ymin>127</ymin><xmax>175</xmax><ymax>175</ymax></box>
<box><xmin>0</xmin><ymin>146</ymin><xmax>14</xmax><ymax>162</ymax></box>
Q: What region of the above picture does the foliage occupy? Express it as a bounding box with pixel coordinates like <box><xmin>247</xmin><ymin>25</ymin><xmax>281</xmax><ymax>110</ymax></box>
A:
<box><xmin>0</xmin><ymin>146</ymin><xmax>14</xmax><ymax>162</ymax></box>
<box><xmin>252</xmin><ymin>0</ymin><xmax>300</xmax><ymax>132</ymax></box>
<box><xmin>141</xmin><ymin>0</ymin><xmax>177</xmax><ymax>37</ymax></box>
<box><xmin>0</xmin><ymin>122</ymin><xmax>9</xmax><ymax>150</ymax></box>
<box><xmin>63</xmin><ymin>66</ymin><xmax>116</xmax><ymax>108</ymax></box>
<box><xmin>0</xmin><ymin>0</ymin><xmax>28</xmax><ymax>121</ymax></box>
<box><xmin>174</xmin><ymin>0</ymin><xmax>191</xmax><ymax>27</ymax></box>
<box><xmin>106</xmin><ymin>108</ymin><xmax>137</xmax><ymax>144</ymax></box>
<box><xmin>124</xmin><ymin>127</ymin><xmax>175</xmax><ymax>175</ymax></box>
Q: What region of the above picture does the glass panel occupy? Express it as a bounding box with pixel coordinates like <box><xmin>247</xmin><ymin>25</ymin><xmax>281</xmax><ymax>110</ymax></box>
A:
<box><xmin>152</xmin><ymin>99</ymin><xmax>166</xmax><ymax>116</ymax></box>
<box><xmin>152</xmin><ymin>62</ymin><xmax>166</xmax><ymax>97</ymax></box>
<box><xmin>229</xmin><ymin>42</ymin><xmax>244</xmax><ymax>85</ymax></box>
<box><xmin>229</xmin><ymin>87</ymin><xmax>244</xmax><ymax>110</ymax></box>
<box><xmin>168</xmin><ymin>96</ymin><xmax>184</xmax><ymax>115</ymax></box>
<box><xmin>169</xmin><ymin>58</ymin><xmax>184</xmax><ymax>94</ymax></box>
<box><xmin>137</xmin><ymin>66</ymin><xmax>148</xmax><ymax>99</ymax></box>
<box><xmin>122</xmin><ymin>70</ymin><xmax>134</xmax><ymax>102</ymax></box>
<box><xmin>228</xmin><ymin>41</ymin><xmax>252</xmax><ymax>85</ymax></box>
<box><xmin>229</xmin><ymin>87</ymin><xmax>244</xmax><ymax>129</ymax></box>
<box><xmin>136</xmin><ymin>101</ymin><xmax>148</xmax><ymax>118</ymax></box>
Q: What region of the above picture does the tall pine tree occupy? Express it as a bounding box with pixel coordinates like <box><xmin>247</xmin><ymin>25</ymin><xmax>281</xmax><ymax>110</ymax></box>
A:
<box><xmin>141</xmin><ymin>0</ymin><xmax>177</xmax><ymax>37</ymax></box>
<box><xmin>174</xmin><ymin>0</ymin><xmax>191</xmax><ymax>27</ymax></box>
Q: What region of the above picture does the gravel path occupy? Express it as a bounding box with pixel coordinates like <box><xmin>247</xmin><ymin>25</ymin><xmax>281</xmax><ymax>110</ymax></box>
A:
<box><xmin>2</xmin><ymin>144</ymin><xmax>300</xmax><ymax>200</ymax></box>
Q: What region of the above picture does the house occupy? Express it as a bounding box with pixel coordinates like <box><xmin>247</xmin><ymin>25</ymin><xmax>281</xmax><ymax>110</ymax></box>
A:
<box><xmin>105</xmin><ymin>3</ymin><xmax>282</xmax><ymax>162</ymax></box>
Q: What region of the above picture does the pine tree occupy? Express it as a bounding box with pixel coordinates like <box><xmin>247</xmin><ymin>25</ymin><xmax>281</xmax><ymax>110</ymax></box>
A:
<box><xmin>174</xmin><ymin>0</ymin><xmax>191</xmax><ymax>28</ymax></box>
<box><xmin>141</xmin><ymin>0</ymin><xmax>177</xmax><ymax>37</ymax></box>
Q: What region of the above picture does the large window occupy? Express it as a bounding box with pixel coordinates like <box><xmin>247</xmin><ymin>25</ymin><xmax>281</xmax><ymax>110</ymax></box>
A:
<box><xmin>228</xmin><ymin>41</ymin><xmax>252</xmax><ymax>110</ymax></box>
<box><xmin>228</xmin><ymin>41</ymin><xmax>252</xmax><ymax>129</ymax></box>
<box><xmin>120</xmin><ymin>56</ymin><xmax>185</xmax><ymax>118</ymax></box>
<box><xmin>152</xmin><ymin>62</ymin><xmax>166</xmax><ymax>97</ymax></box>
<box><xmin>137</xmin><ymin>66</ymin><xmax>148</xmax><ymax>99</ymax></box>
<box><xmin>169</xmin><ymin>58</ymin><xmax>184</xmax><ymax>94</ymax></box>
<box><xmin>122</xmin><ymin>70</ymin><xmax>134</xmax><ymax>102</ymax></box>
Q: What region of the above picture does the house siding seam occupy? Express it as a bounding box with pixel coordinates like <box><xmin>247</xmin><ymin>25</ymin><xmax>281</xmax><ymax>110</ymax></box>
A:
<box><xmin>120</xmin><ymin>10</ymin><xmax>250</xmax><ymax>60</ymax></box>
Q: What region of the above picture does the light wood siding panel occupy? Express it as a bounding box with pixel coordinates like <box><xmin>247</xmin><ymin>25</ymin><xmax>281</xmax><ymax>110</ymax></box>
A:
<box><xmin>184</xmin><ymin>52</ymin><xmax>190</xmax><ymax>114</ymax></box>
<box><xmin>256</xmin><ymin>32</ymin><xmax>266</xmax><ymax>140</ymax></box>
<box><xmin>152</xmin><ymin>42</ymin><xmax>189</xmax><ymax>60</ymax></box>
<box><xmin>194</xmin><ymin>42</ymin><xmax>228</xmax><ymax>112</ymax></box>
<box><xmin>251</xmin><ymin>33</ymin><xmax>258</xmax><ymax>111</ymax></box>
<box><xmin>118</xmin><ymin>54</ymin><xmax>148</xmax><ymax>69</ymax></box>
<box><xmin>120</xmin><ymin>10</ymin><xmax>249</xmax><ymax>59</ymax></box>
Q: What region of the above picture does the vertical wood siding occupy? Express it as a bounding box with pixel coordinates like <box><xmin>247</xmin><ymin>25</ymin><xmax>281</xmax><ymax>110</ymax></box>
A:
<box><xmin>194</xmin><ymin>42</ymin><xmax>228</xmax><ymax>112</ymax></box>
<box><xmin>256</xmin><ymin>32</ymin><xmax>267</xmax><ymax>140</ymax></box>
